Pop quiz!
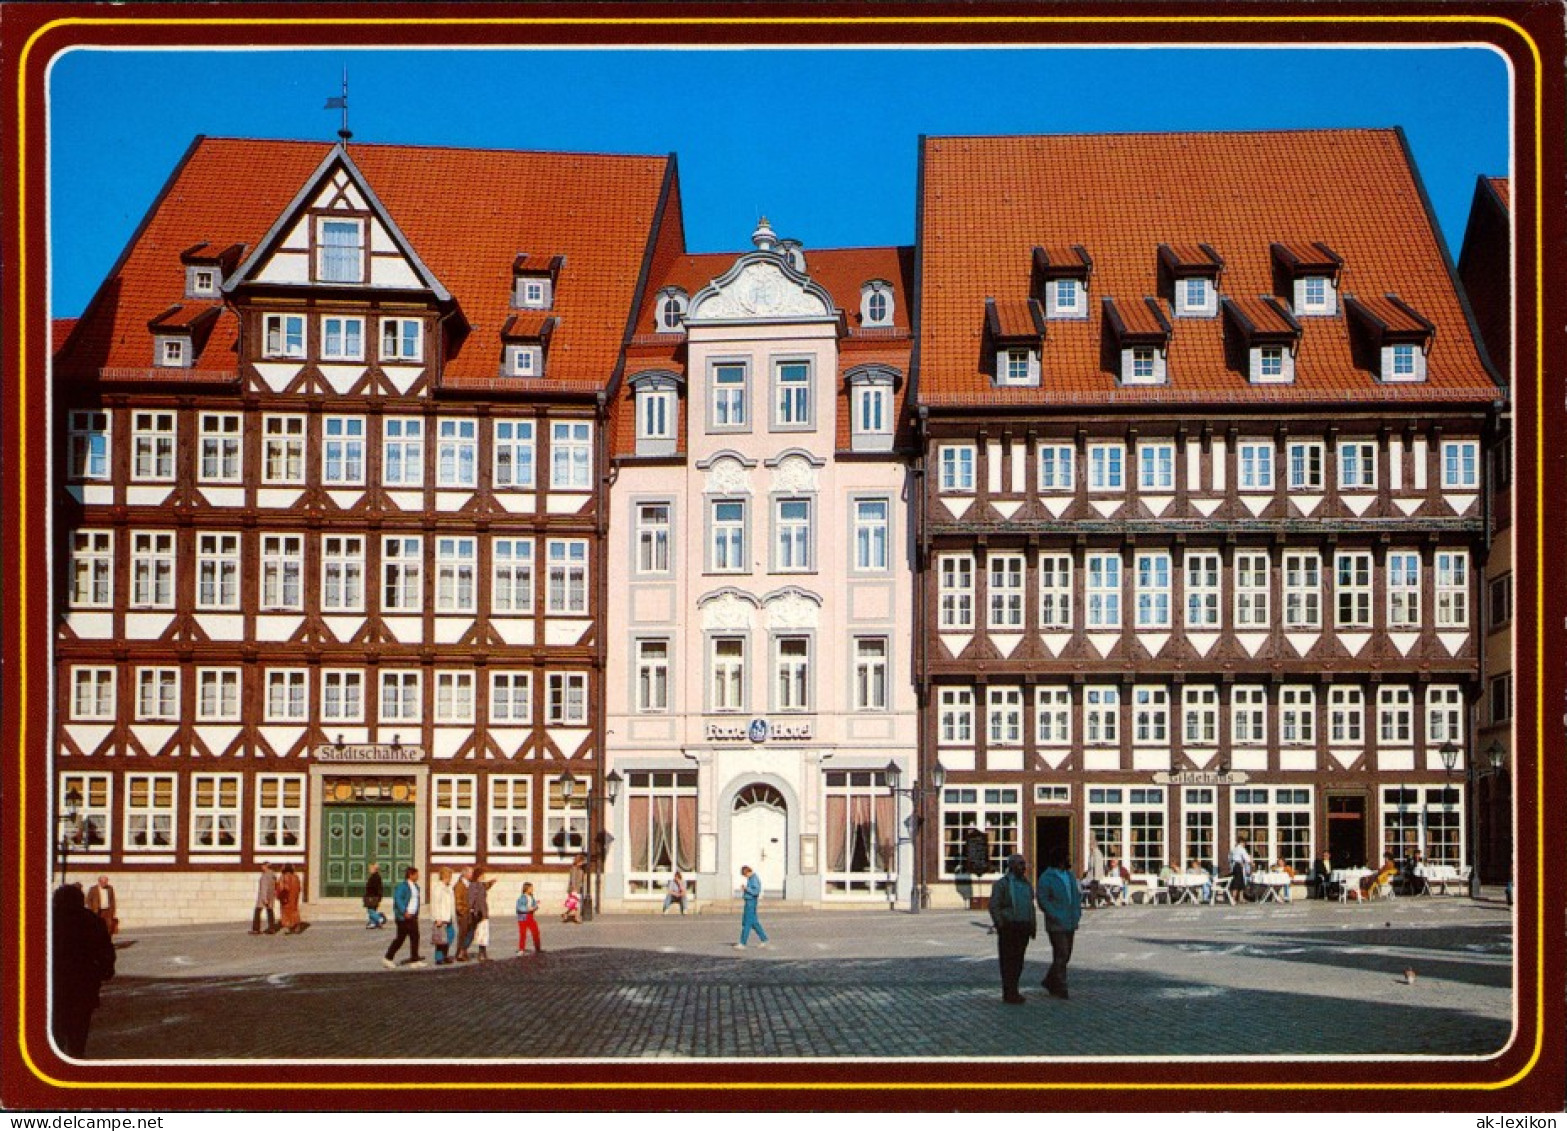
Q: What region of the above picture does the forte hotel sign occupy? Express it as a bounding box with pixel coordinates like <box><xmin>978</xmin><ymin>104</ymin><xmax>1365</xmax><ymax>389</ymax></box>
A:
<box><xmin>705</xmin><ymin>718</ymin><xmax>814</xmax><ymax>743</ymax></box>
<box><xmin>313</xmin><ymin>743</ymin><xmax>427</xmax><ymax>763</ymax></box>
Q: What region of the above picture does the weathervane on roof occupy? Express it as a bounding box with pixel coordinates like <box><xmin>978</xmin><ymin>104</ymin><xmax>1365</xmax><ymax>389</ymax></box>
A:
<box><xmin>323</xmin><ymin>67</ymin><xmax>352</xmax><ymax>143</ymax></box>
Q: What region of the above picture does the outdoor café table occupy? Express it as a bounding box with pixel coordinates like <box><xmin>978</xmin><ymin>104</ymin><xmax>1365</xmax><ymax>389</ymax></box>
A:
<box><xmin>1167</xmin><ymin>874</ymin><xmax>1209</xmax><ymax>904</ymax></box>
<box><xmin>1416</xmin><ymin>863</ymin><xmax>1460</xmax><ymax>894</ymax></box>
<box><xmin>1097</xmin><ymin>878</ymin><xmax>1127</xmax><ymax>906</ymax></box>
<box><xmin>1251</xmin><ymin>872</ymin><xmax>1293</xmax><ymax>903</ymax></box>
<box><xmin>1330</xmin><ymin>868</ymin><xmax>1373</xmax><ymax>902</ymax></box>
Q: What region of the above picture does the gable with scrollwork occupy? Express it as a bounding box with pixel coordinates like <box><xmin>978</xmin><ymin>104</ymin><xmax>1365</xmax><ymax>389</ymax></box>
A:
<box><xmin>687</xmin><ymin>255</ymin><xmax>836</xmax><ymax>323</ymax></box>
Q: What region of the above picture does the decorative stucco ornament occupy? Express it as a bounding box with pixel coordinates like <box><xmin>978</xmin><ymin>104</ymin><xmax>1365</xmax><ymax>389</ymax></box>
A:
<box><xmin>701</xmin><ymin>592</ymin><xmax>756</xmax><ymax>631</ymax></box>
<box><xmin>707</xmin><ymin>457</ymin><xmax>751</xmax><ymax>495</ymax></box>
<box><xmin>694</xmin><ymin>261</ymin><xmax>830</xmax><ymax>320</ymax></box>
<box><xmin>772</xmin><ymin>454</ymin><xmax>819</xmax><ymax>494</ymax></box>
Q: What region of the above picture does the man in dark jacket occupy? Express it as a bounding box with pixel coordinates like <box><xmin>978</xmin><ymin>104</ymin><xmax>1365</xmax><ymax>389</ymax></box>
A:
<box><xmin>1036</xmin><ymin>854</ymin><xmax>1084</xmax><ymax>1000</ymax></box>
<box><xmin>362</xmin><ymin>862</ymin><xmax>386</xmax><ymax>929</ymax></box>
<box><xmin>52</xmin><ymin>884</ymin><xmax>116</xmax><ymax>1057</ymax></box>
<box><xmin>988</xmin><ymin>853</ymin><xmax>1037</xmax><ymax>1004</ymax></box>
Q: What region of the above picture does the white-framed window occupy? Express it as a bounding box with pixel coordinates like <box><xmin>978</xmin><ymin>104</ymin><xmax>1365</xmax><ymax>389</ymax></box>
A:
<box><xmin>1441</xmin><ymin>440</ymin><xmax>1480</xmax><ymax>489</ymax></box>
<box><xmin>132</xmin><ymin>411</ymin><xmax>176</xmax><ymax>481</ymax></box>
<box><xmin>256</xmin><ymin>533</ymin><xmax>303</xmax><ymax>611</ymax></box>
<box><xmin>187</xmin><ymin>265</ymin><xmax>219</xmax><ymax>296</ymax></box>
<box><xmin>1036</xmin><ymin>686</ymin><xmax>1071</xmax><ymax>746</ymax></box>
<box><xmin>433</xmin><ymin>776</ymin><xmax>476</xmax><ymax>852</ymax></box>
<box><xmin>1253</xmin><ymin>345</ymin><xmax>1288</xmax><ymax>383</ymax></box>
<box><xmin>491</xmin><ymin>537</ymin><xmax>533</xmax><ymax>614</ymax></box>
<box><xmin>624</xmin><ymin>770</ymin><xmax>699</xmax><ymax>892</ymax></box>
<box><xmin>852</xmin><ymin>498</ymin><xmax>890</xmax><ymax>573</ymax></box>
<box><xmin>507</xmin><ymin>344</ymin><xmax>543</xmax><ymax>378</ymax></box>
<box><xmin>320</xmin><ymin>669</ymin><xmax>364</xmax><ymax>723</ymax></box>
<box><xmin>853</xmin><ymin>385</ymin><xmax>891</xmax><ymax>440</ymax></box>
<box><xmin>71</xmin><ymin>666</ymin><xmax>117</xmax><ymax>721</ymax></box>
<box><xmin>774</xmin><ymin>635</ymin><xmax>811</xmax><ymax>712</ymax></box>
<box><xmin>195</xmin><ymin>664</ymin><xmax>241</xmax><ymax>717</ymax></box>
<box><xmin>190</xmin><ymin>770</ymin><xmax>241</xmax><ymax>852</ymax></box>
<box><xmin>1233</xmin><ymin>787</ymin><xmax>1313</xmax><ymax>873</ymax></box>
<box><xmin>157</xmin><ymin>336</ymin><xmax>190</xmax><ymax>368</ymax></box>
<box><xmin>262</xmin><ymin>415</ymin><xmax>306</xmax><ymax>484</ymax></box>
<box><xmin>516</xmin><ymin>276</ymin><xmax>551</xmax><ymax>309</ymax></box>
<box><xmin>545</xmin><ymin>775</ymin><xmax>589</xmax><ymax>860</ymax></box>
<box><xmin>774</xmin><ymin>498</ymin><xmax>813</xmax><ymax>572</ymax></box>
<box><xmin>861</xmin><ymin>281</ymin><xmax>894</xmax><ymax>326</ymax></box>
<box><xmin>940</xmin><ymin>786</ymin><xmax>1021</xmax><ymax>877</ymax></box>
<box><xmin>1237</xmin><ymin>441</ymin><xmax>1274</xmax><ymax>491</ymax></box>
<box><xmin>1048</xmin><ymin>277</ymin><xmax>1084</xmax><ymax>318</ymax></box>
<box><xmin>1183</xmin><ymin>787</ymin><xmax>1217</xmax><ymax>868</ymax></box>
<box><xmin>774</xmin><ymin>360</ymin><xmax>812</xmax><ymax>428</ymax></box>
<box><xmin>987</xmin><ymin>686</ymin><xmax>1024</xmax><ymax>746</ymax></box>
<box><xmin>939</xmin><ymin>445</ymin><xmax>976</xmax><ymax>493</ymax></box>
<box><xmin>124</xmin><ymin>773</ymin><xmax>176</xmax><ymax>852</ymax></box>
<box><xmin>1088</xmin><ymin>443</ymin><xmax>1125</xmax><ymax>491</ymax></box>
<box><xmin>1235</xmin><ymin>550</ymin><xmax>1270</xmax><ymax>627</ymax></box>
<box><xmin>130</xmin><ymin>531</ymin><xmax>176</xmax><ymax>608</ymax></box>
<box><xmin>1183</xmin><ymin>686</ymin><xmax>1219</xmax><ymax>746</ymax></box>
<box><xmin>987</xmin><ymin>553</ymin><xmax>1025</xmax><ymax>629</ymax></box>
<box><xmin>1287</xmin><ymin>441</ymin><xmax>1324</xmax><ymax>491</ymax></box>
<box><xmin>198</xmin><ymin>413</ymin><xmax>242</xmax><ymax>483</ymax></box>
<box><xmin>636</xmin><ymin>502</ymin><xmax>673</xmax><ymax>575</ymax></box>
<box><xmin>636</xmin><ymin>640</ymin><xmax>671</xmax><ymax>713</ymax></box>
<box><xmin>67</xmin><ymin>411</ymin><xmax>110</xmax><ymax>480</ymax></box>
<box><xmin>320</xmin><ymin>315</ymin><xmax>365</xmax><ymax>361</ymax></box>
<box><xmin>1378</xmin><ymin>686</ymin><xmax>1414</xmax><ymax>745</ymax></box>
<box><xmin>1038</xmin><ymin>444</ymin><xmax>1074</xmax><ymax>491</ymax></box>
<box><xmin>1436</xmin><ymin>550</ymin><xmax>1469</xmax><ymax>628</ymax></box>
<box><xmin>1138</xmin><ymin>443</ymin><xmax>1174</xmax><ymax>491</ymax></box>
<box><xmin>255</xmin><ymin>774</ymin><xmax>304</xmax><ymax>852</ymax></box>
<box><xmin>638</xmin><ymin>388</ymin><xmax>677</xmax><ymax>442</ymax></box>
<box><xmin>1232</xmin><ymin>686</ymin><xmax>1267</xmax><ymax>746</ymax></box>
<box><xmin>1283</xmin><ymin>551</ymin><xmax>1321</xmax><ymax>629</ymax></box>
<box><xmin>1086</xmin><ymin>552</ymin><xmax>1122</xmax><ymax>628</ymax></box>
<box><xmin>546</xmin><ymin>538</ymin><xmax>588</xmax><ymax>615</ymax></box>
<box><xmin>547</xmin><ymin>672</ymin><xmax>588</xmax><ymax>725</ymax></box>
<box><xmin>494</xmin><ymin>420</ymin><xmax>535</xmax><ymax>490</ymax></box>
<box><xmin>939</xmin><ymin>555</ymin><xmax>974</xmax><ymax>629</ymax></box>
<box><xmin>489</xmin><ymin>672</ymin><xmax>533</xmax><ymax>724</ymax></box>
<box><xmin>1426</xmin><ymin>685</ymin><xmax>1465</xmax><ymax>747</ymax></box>
<box><xmin>436</xmin><ymin>418</ymin><xmax>477</xmax><ymax>489</ymax></box>
<box><xmin>435</xmin><ymin>536</ymin><xmax>477</xmax><ymax>613</ymax></box>
<box><xmin>1184</xmin><ymin>552</ymin><xmax>1220</xmax><ymax>628</ymax></box>
<box><xmin>321</xmin><ymin>535</ymin><xmax>365</xmax><ymax>612</ymax></box>
<box><xmin>262</xmin><ymin>313</ymin><xmax>305</xmax><ymax>359</ymax></box>
<box><xmin>1300</xmin><ymin>275</ymin><xmax>1332</xmax><ymax>313</ymax></box>
<box><xmin>938</xmin><ymin>687</ymin><xmax>974</xmax><ymax>745</ymax></box>
<box><xmin>853</xmin><ymin>637</ymin><xmax>889</xmax><ymax>712</ymax></box>
<box><xmin>1087</xmin><ymin>786</ymin><xmax>1167</xmax><ymax>874</ymax></box>
<box><xmin>1280</xmin><ymin>686</ymin><xmax>1316</xmax><ymax>745</ymax></box>
<box><xmin>380</xmin><ymin>670</ymin><xmax>422</xmax><ymax>724</ymax></box>
<box><xmin>1335</xmin><ymin>551</ymin><xmax>1373</xmax><ymax>628</ymax></box>
<box><xmin>1330</xmin><ymin>686</ymin><xmax>1365</xmax><ymax>745</ymax></box>
<box><xmin>1338</xmin><ymin>440</ymin><xmax>1377</xmax><ymax>490</ymax></box>
<box><xmin>1135</xmin><ymin>551</ymin><xmax>1171</xmax><ymax>628</ymax></box>
<box><xmin>1132</xmin><ymin>685</ymin><xmax>1169</xmax><ymax>745</ymax></box>
<box><xmin>434</xmin><ymin>671</ymin><xmax>475</xmax><ymax>725</ymax></box>
<box><xmin>1382</xmin><ymin>785</ymin><xmax>1463</xmax><ymax>867</ymax></box>
<box><xmin>822</xmin><ymin>768</ymin><xmax>898</xmax><ymax>896</ymax></box>
<box><xmin>195</xmin><ymin>532</ymin><xmax>241</xmax><ymax>610</ymax></box>
<box><xmin>1084</xmin><ymin>685</ymin><xmax>1120</xmax><ymax>745</ymax></box>
<box><xmin>382</xmin><ymin>417</ymin><xmax>424</xmax><ymax>487</ymax></box>
<box><xmin>1177</xmin><ymin>275</ymin><xmax>1213</xmax><ymax>315</ymax></box>
<box><xmin>657</xmin><ymin>290</ymin><xmax>688</xmax><ymax>332</ymax></box>
<box><xmin>997</xmin><ymin>347</ymin><xmax>1038</xmax><ymax>387</ymax></box>
<box><xmin>711</xmin><ymin>362</ymin><xmax>748</xmax><ymax>430</ymax></box>
<box><xmin>264</xmin><ymin>664</ymin><xmax>307</xmax><ymax>717</ymax></box>
<box><xmin>60</xmin><ymin>772</ymin><xmax>112</xmax><ymax>852</ymax></box>
<box><xmin>550</xmin><ymin>421</ymin><xmax>592</xmax><ymax>490</ymax></box>
<box><xmin>710</xmin><ymin>500</ymin><xmax>747</xmax><ymax>573</ymax></box>
<box><xmin>1388</xmin><ymin>550</ymin><xmax>1421</xmax><ymax>628</ymax></box>
<box><xmin>1127</xmin><ymin>346</ymin><xmax>1159</xmax><ymax>383</ymax></box>
<box><xmin>1038</xmin><ymin>553</ymin><xmax>1072</xmax><ymax>629</ymax></box>
<box><xmin>1388</xmin><ymin>343</ymin><xmax>1418</xmax><ymax>380</ymax></box>
<box><xmin>70</xmin><ymin>530</ymin><xmax>113</xmax><ymax>608</ymax></box>
<box><xmin>316</xmin><ymin>217</ymin><xmax>365</xmax><ymax>283</ymax></box>
<box><xmin>487</xmin><ymin>776</ymin><xmax>533</xmax><ymax>854</ymax></box>
<box><xmin>380</xmin><ymin>317</ymin><xmax>423</xmax><ymax>362</ymax></box>
<box><xmin>381</xmin><ymin>535</ymin><xmax>423</xmax><ymax>613</ymax></box>
<box><xmin>710</xmin><ymin>637</ymin><xmax>747</xmax><ymax>713</ymax></box>
<box><xmin>322</xmin><ymin>416</ymin><xmax>366</xmax><ymax>485</ymax></box>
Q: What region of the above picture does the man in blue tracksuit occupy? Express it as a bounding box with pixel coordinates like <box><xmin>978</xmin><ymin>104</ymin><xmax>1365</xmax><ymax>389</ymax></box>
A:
<box><xmin>382</xmin><ymin>866</ymin><xmax>427</xmax><ymax>968</ymax></box>
<box><xmin>733</xmin><ymin>865</ymin><xmax>769</xmax><ymax>949</ymax></box>
<box><xmin>1036</xmin><ymin>853</ymin><xmax>1084</xmax><ymax>1000</ymax></box>
<box><xmin>988</xmin><ymin>853</ymin><xmax>1036</xmax><ymax>1004</ymax></box>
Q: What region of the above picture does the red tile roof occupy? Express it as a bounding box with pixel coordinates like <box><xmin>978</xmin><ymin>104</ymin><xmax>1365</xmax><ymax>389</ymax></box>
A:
<box><xmin>1225</xmin><ymin>294</ymin><xmax>1300</xmax><ymax>338</ymax></box>
<box><xmin>988</xmin><ymin>298</ymin><xmax>1043</xmax><ymax>341</ymax></box>
<box><xmin>917</xmin><ymin>130</ymin><xmax>1500</xmax><ymax>407</ymax></box>
<box><xmin>1487</xmin><ymin>177</ymin><xmax>1510</xmax><ymax>212</ymax></box>
<box><xmin>1347</xmin><ymin>293</ymin><xmax>1434</xmax><ymax>337</ymax></box>
<box><xmin>56</xmin><ymin>136</ymin><xmax>672</xmax><ymax>391</ymax></box>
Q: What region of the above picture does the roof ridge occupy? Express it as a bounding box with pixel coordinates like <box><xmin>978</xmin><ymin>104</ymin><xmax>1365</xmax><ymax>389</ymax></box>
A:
<box><xmin>923</xmin><ymin>126</ymin><xmax>1399</xmax><ymax>144</ymax></box>
<box><xmin>194</xmin><ymin>134</ymin><xmax>670</xmax><ymax>162</ymax></box>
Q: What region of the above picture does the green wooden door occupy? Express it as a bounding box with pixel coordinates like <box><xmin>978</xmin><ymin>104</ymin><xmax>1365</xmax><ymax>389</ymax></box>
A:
<box><xmin>323</xmin><ymin>805</ymin><xmax>415</xmax><ymax>898</ymax></box>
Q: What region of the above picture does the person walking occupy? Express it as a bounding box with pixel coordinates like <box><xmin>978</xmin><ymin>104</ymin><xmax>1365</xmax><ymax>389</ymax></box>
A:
<box><xmin>1228</xmin><ymin>835</ymin><xmax>1253</xmax><ymax>903</ymax></box>
<box><xmin>362</xmin><ymin>862</ymin><xmax>387</xmax><ymax>929</ymax></box>
<box><xmin>382</xmin><ymin>866</ymin><xmax>427</xmax><ymax>968</ymax></box>
<box><xmin>733</xmin><ymin>865</ymin><xmax>768</xmax><ymax>949</ymax></box>
<box><xmin>988</xmin><ymin>853</ymin><xmax>1036</xmax><ymax>1004</ymax></box>
<box><xmin>250</xmin><ymin>862</ymin><xmax>277</xmax><ymax>935</ymax></box>
<box><xmin>468</xmin><ymin>865</ymin><xmax>494</xmax><ymax>961</ymax></box>
<box><xmin>662</xmin><ymin>871</ymin><xmax>688</xmax><ymax>915</ymax></box>
<box><xmin>277</xmin><ymin>862</ymin><xmax>305</xmax><ymax>933</ymax></box>
<box><xmin>452</xmin><ymin>867</ymin><xmax>472</xmax><ymax>960</ymax></box>
<box><xmin>51</xmin><ymin>884</ymin><xmax>116</xmax><ymax>1058</ymax></box>
<box><xmin>85</xmin><ymin>875</ymin><xmax>117</xmax><ymax>938</ymax></box>
<box><xmin>515</xmin><ymin>881</ymin><xmax>542</xmax><ymax>955</ymax></box>
<box><xmin>430</xmin><ymin>866</ymin><xmax>455</xmax><ymax>965</ymax></box>
<box><xmin>1036</xmin><ymin>854</ymin><xmax>1083</xmax><ymax>1000</ymax></box>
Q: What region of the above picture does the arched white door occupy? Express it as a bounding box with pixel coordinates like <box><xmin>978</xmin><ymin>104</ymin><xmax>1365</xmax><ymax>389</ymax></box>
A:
<box><xmin>731</xmin><ymin>784</ymin><xmax>787</xmax><ymax>898</ymax></box>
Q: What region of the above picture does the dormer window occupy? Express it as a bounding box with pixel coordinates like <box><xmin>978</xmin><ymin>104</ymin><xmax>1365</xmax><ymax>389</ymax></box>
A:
<box><xmin>508</xmin><ymin>345</ymin><xmax>542</xmax><ymax>378</ymax></box>
<box><xmin>1160</xmin><ymin>244</ymin><xmax>1223</xmax><ymax>318</ymax></box>
<box><xmin>986</xmin><ymin>298</ymin><xmax>1044</xmax><ymax>388</ymax></box>
<box><xmin>511</xmin><ymin>254</ymin><xmax>563</xmax><ymax>311</ymax></box>
<box><xmin>1271</xmin><ymin>242</ymin><xmax>1344</xmax><ymax>316</ymax></box>
<box><xmin>846</xmin><ymin>364</ymin><xmax>900</xmax><ymax>453</ymax></box>
<box><xmin>186</xmin><ymin>266</ymin><xmax>219</xmax><ymax>297</ymax></box>
<box><xmin>1345</xmin><ymin>293</ymin><xmax>1433</xmax><ymax>384</ymax></box>
<box><xmin>1103</xmin><ymin>296</ymin><xmax>1171</xmax><ymax>386</ymax></box>
<box><xmin>316</xmin><ymin>217</ymin><xmax>365</xmax><ymax>283</ymax></box>
<box><xmin>630</xmin><ymin>371</ymin><xmax>683</xmax><ymax>458</ymax></box>
<box><xmin>156</xmin><ymin>335</ymin><xmax>189</xmax><ymax>369</ymax></box>
<box><xmin>1223</xmin><ymin>295</ymin><xmax>1302</xmax><ymax>385</ymax></box>
<box><xmin>656</xmin><ymin>289</ymin><xmax>689</xmax><ymax>333</ymax></box>
<box><xmin>860</xmin><ymin>281</ymin><xmax>894</xmax><ymax>328</ymax></box>
<box><xmin>1032</xmin><ymin>245</ymin><xmax>1093</xmax><ymax>320</ymax></box>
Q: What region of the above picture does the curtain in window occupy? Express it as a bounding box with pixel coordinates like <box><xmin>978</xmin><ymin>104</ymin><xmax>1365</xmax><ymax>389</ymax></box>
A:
<box><xmin>874</xmin><ymin>794</ymin><xmax>896</xmax><ymax>871</ymax></box>
<box><xmin>629</xmin><ymin>796</ymin><xmax>652</xmax><ymax>872</ymax></box>
<box><xmin>849</xmin><ymin>795</ymin><xmax>874</xmax><ymax>873</ymax></box>
<box><xmin>651</xmin><ymin>796</ymin><xmax>675</xmax><ymax>870</ymax></box>
<box><xmin>826</xmin><ymin>796</ymin><xmax>848</xmax><ymax>872</ymax></box>
<box><xmin>676</xmin><ymin>795</ymin><xmax>697</xmax><ymax>871</ymax></box>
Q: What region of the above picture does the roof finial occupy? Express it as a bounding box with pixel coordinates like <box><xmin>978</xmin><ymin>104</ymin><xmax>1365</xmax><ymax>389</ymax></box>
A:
<box><xmin>324</xmin><ymin>67</ymin><xmax>352</xmax><ymax>143</ymax></box>
<box><xmin>751</xmin><ymin>215</ymin><xmax>777</xmax><ymax>252</ymax></box>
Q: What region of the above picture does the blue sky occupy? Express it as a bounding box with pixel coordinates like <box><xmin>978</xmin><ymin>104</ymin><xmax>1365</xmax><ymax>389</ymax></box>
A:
<box><xmin>48</xmin><ymin>46</ymin><xmax>1510</xmax><ymax>317</ymax></box>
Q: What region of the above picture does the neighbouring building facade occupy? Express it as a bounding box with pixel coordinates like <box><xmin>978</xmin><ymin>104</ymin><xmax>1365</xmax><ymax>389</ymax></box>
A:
<box><xmin>911</xmin><ymin>131</ymin><xmax>1504</xmax><ymax>898</ymax></box>
<box><xmin>601</xmin><ymin>222</ymin><xmax>919</xmax><ymax>909</ymax></box>
<box><xmin>52</xmin><ymin>136</ymin><xmax>675</xmax><ymax>920</ymax></box>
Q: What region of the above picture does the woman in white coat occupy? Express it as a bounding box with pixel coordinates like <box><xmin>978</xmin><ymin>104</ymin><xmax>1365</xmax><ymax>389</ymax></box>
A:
<box><xmin>430</xmin><ymin>866</ymin><xmax>456</xmax><ymax>965</ymax></box>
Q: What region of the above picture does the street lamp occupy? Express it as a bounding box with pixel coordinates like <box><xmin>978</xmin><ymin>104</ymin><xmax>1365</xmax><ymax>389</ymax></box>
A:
<box><xmin>884</xmin><ymin>758</ymin><xmax>947</xmax><ymax>914</ymax></box>
<box><xmin>1440</xmin><ymin>739</ymin><xmax>1507</xmax><ymax>899</ymax></box>
<box><xmin>558</xmin><ymin>768</ymin><xmax>622</xmax><ymax>922</ymax></box>
<box><xmin>56</xmin><ymin>785</ymin><xmax>82</xmax><ymax>888</ymax></box>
